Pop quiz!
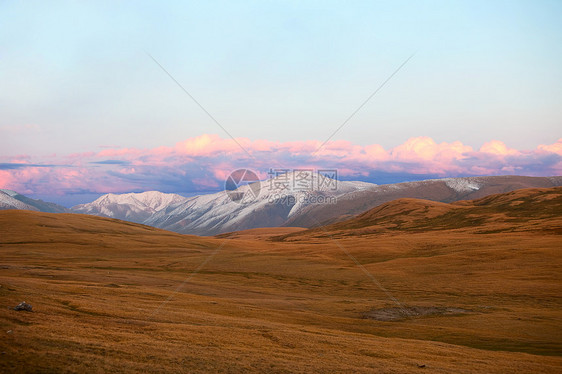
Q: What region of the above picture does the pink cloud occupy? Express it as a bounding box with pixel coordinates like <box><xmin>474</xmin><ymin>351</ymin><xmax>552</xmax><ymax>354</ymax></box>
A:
<box><xmin>0</xmin><ymin>134</ymin><xmax>560</xmax><ymax>198</ymax></box>
<box><xmin>480</xmin><ymin>140</ymin><xmax>520</xmax><ymax>156</ymax></box>
<box><xmin>97</xmin><ymin>148</ymin><xmax>141</xmax><ymax>158</ymax></box>
<box><xmin>0</xmin><ymin>170</ymin><xmax>16</xmax><ymax>190</ymax></box>
<box><xmin>538</xmin><ymin>138</ymin><xmax>562</xmax><ymax>155</ymax></box>
<box><xmin>391</xmin><ymin>137</ymin><xmax>473</xmax><ymax>162</ymax></box>
<box><xmin>363</xmin><ymin>144</ymin><xmax>389</xmax><ymax>161</ymax></box>
<box><xmin>175</xmin><ymin>134</ymin><xmax>243</xmax><ymax>156</ymax></box>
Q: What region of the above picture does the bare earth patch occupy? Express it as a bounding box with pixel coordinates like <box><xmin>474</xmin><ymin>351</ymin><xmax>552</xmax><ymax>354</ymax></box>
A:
<box><xmin>362</xmin><ymin>306</ymin><xmax>472</xmax><ymax>321</ymax></box>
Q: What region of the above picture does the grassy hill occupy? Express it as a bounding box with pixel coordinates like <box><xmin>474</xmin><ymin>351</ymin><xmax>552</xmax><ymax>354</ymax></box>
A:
<box><xmin>0</xmin><ymin>188</ymin><xmax>561</xmax><ymax>372</ymax></box>
<box><xmin>278</xmin><ymin>187</ymin><xmax>562</xmax><ymax>238</ymax></box>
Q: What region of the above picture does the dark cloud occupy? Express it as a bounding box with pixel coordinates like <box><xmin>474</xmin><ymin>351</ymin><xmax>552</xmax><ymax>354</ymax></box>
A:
<box><xmin>0</xmin><ymin>163</ymin><xmax>56</xmax><ymax>170</ymax></box>
<box><xmin>89</xmin><ymin>160</ymin><xmax>131</xmax><ymax>165</ymax></box>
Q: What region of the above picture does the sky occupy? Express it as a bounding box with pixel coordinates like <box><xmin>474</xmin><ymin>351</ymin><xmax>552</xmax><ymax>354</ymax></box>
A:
<box><xmin>1</xmin><ymin>0</ymin><xmax>561</xmax><ymax>206</ymax></box>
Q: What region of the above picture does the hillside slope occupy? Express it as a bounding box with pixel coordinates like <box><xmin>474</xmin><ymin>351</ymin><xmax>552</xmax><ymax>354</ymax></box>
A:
<box><xmin>279</xmin><ymin>186</ymin><xmax>562</xmax><ymax>240</ymax></box>
<box><xmin>284</xmin><ymin>175</ymin><xmax>562</xmax><ymax>228</ymax></box>
<box><xmin>1</xmin><ymin>198</ymin><xmax>561</xmax><ymax>372</ymax></box>
<box><xmin>0</xmin><ymin>189</ymin><xmax>68</xmax><ymax>213</ymax></box>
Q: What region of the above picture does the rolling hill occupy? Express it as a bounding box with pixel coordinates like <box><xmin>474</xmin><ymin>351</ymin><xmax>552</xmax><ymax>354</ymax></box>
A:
<box><xmin>278</xmin><ymin>186</ymin><xmax>562</xmax><ymax>239</ymax></box>
<box><xmin>1</xmin><ymin>186</ymin><xmax>561</xmax><ymax>372</ymax></box>
<box><xmin>284</xmin><ymin>175</ymin><xmax>562</xmax><ymax>228</ymax></box>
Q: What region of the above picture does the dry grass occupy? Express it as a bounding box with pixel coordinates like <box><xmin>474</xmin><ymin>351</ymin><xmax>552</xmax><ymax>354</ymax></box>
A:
<box><xmin>1</xmin><ymin>188</ymin><xmax>561</xmax><ymax>373</ymax></box>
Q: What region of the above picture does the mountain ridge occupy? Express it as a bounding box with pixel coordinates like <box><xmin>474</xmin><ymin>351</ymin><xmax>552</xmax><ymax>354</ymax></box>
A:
<box><xmin>276</xmin><ymin>186</ymin><xmax>562</xmax><ymax>240</ymax></box>
<box><xmin>75</xmin><ymin>175</ymin><xmax>562</xmax><ymax>236</ymax></box>
<box><xmin>72</xmin><ymin>191</ymin><xmax>188</xmax><ymax>223</ymax></box>
<box><xmin>2</xmin><ymin>175</ymin><xmax>561</xmax><ymax>235</ymax></box>
<box><xmin>141</xmin><ymin>172</ymin><xmax>376</xmax><ymax>235</ymax></box>
<box><xmin>0</xmin><ymin>189</ymin><xmax>68</xmax><ymax>213</ymax></box>
<box><xmin>284</xmin><ymin>175</ymin><xmax>562</xmax><ymax>228</ymax></box>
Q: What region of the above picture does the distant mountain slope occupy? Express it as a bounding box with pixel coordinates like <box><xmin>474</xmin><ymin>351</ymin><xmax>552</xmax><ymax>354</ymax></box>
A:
<box><xmin>284</xmin><ymin>176</ymin><xmax>562</xmax><ymax>228</ymax></box>
<box><xmin>66</xmin><ymin>172</ymin><xmax>375</xmax><ymax>235</ymax></box>
<box><xmin>71</xmin><ymin>191</ymin><xmax>188</xmax><ymax>223</ymax></box>
<box><xmin>278</xmin><ymin>186</ymin><xmax>562</xmax><ymax>240</ymax></box>
<box><xmin>67</xmin><ymin>175</ymin><xmax>562</xmax><ymax>236</ymax></box>
<box><xmin>0</xmin><ymin>189</ymin><xmax>68</xmax><ymax>213</ymax></box>
<box><xmin>143</xmin><ymin>172</ymin><xmax>375</xmax><ymax>235</ymax></box>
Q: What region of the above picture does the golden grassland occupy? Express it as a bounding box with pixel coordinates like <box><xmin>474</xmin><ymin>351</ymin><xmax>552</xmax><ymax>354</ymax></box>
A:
<box><xmin>1</xmin><ymin>187</ymin><xmax>561</xmax><ymax>373</ymax></box>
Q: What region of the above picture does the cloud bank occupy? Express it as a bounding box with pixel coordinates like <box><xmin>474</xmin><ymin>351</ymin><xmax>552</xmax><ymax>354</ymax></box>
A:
<box><xmin>1</xmin><ymin>134</ymin><xmax>561</xmax><ymax>201</ymax></box>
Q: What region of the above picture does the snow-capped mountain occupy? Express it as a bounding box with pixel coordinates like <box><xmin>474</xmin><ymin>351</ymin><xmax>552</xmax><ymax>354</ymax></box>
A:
<box><xmin>71</xmin><ymin>191</ymin><xmax>188</xmax><ymax>223</ymax></box>
<box><xmin>143</xmin><ymin>171</ymin><xmax>376</xmax><ymax>235</ymax></box>
<box><xmin>0</xmin><ymin>189</ymin><xmax>68</xmax><ymax>213</ymax></box>
<box><xmin>67</xmin><ymin>174</ymin><xmax>562</xmax><ymax>236</ymax></box>
<box><xmin>0</xmin><ymin>190</ymin><xmax>35</xmax><ymax>210</ymax></box>
<box><xmin>5</xmin><ymin>175</ymin><xmax>561</xmax><ymax>236</ymax></box>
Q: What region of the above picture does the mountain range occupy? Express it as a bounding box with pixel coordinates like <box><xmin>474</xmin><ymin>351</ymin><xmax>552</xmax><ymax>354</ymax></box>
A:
<box><xmin>71</xmin><ymin>191</ymin><xmax>188</xmax><ymax>224</ymax></box>
<box><xmin>73</xmin><ymin>171</ymin><xmax>375</xmax><ymax>235</ymax></box>
<box><xmin>277</xmin><ymin>185</ymin><xmax>562</xmax><ymax>240</ymax></box>
<box><xmin>2</xmin><ymin>174</ymin><xmax>561</xmax><ymax>235</ymax></box>
<box><xmin>283</xmin><ymin>175</ymin><xmax>562</xmax><ymax>227</ymax></box>
<box><xmin>0</xmin><ymin>189</ymin><xmax>68</xmax><ymax>213</ymax></box>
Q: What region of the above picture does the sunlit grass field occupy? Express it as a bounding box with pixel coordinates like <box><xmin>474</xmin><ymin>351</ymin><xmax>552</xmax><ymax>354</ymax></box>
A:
<box><xmin>1</xmin><ymin>188</ymin><xmax>561</xmax><ymax>372</ymax></box>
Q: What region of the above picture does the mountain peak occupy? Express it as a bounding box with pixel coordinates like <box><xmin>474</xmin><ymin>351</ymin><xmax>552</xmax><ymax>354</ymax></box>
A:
<box><xmin>64</xmin><ymin>175</ymin><xmax>562</xmax><ymax>236</ymax></box>
<box><xmin>0</xmin><ymin>189</ymin><xmax>68</xmax><ymax>213</ymax></box>
<box><xmin>72</xmin><ymin>191</ymin><xmax>189</xmax><ymax>223</ymax></box>
<box><xmin>89</xmin><ymin>191</ymin><xmax>186</xmax><ymax>211</ymax></box>
<box><xmin>0</xmin><ymin>189</ymin><xmax>20</xmax><ymax>197</ymax></box>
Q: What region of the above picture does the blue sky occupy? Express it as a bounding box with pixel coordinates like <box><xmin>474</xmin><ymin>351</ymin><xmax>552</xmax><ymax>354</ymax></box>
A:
<box><xmin>1</xmin><ymin>0</ymin><xmax>561</xmax><ymax>156</ymax></box>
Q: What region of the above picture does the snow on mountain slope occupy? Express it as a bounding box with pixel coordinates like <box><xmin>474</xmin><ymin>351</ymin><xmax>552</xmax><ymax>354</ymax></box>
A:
<box><xmin>68</xmin><ymin>174</ymin><xmax>562</xmax><ymax>236</ymax></box>
<box><xmin>443</xmin><ymin>177</ymin><xmax>481</xmax><ymax>193</ymax></box>
<box><xmin>0</xmin><ymin>190</ymin><xmax>38</xmax><ymax>211</ymax></box>
<box><xmin>0</xmin><ymin>189</ymin><xmax>20</xmax><ymax>197</ymax></box>
<box><xmin>0</xmin><ymin>189</ymin><xmax>68</xmax><ymax>213</ymax></box>
<box><xmin>71</xmin><ymin>191</ymin><xmax>188</xmax><ymax>223</ymax></box>
<box><xmin>143</xmin><ymin>172</ymin><xmax>376</xmax><ymax>235</ymax></box>
<box><xmin>89</xmin><ymin>191</ymin><xmax>187</xmax><ymax>212</ymax></box>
